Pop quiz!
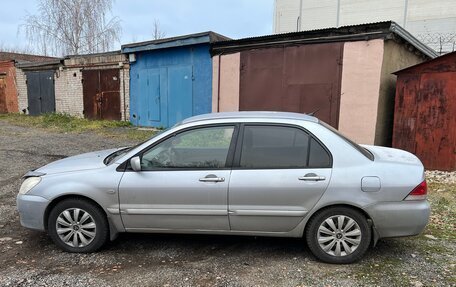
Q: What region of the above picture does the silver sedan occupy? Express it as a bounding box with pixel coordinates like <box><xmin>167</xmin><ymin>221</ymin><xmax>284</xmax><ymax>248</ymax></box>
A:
<box><xmin>17</xmin><ymin>112</ymin><xmax>430</xmax><ymax>264</ymax></box>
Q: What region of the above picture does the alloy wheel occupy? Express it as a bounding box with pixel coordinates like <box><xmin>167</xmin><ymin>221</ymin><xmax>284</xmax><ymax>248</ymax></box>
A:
<box><xmin>56</xmin><ymin>208</ymin><xmax>97</xmax><ymax>248</ymax></box>
<box><xmin>317</xmin><ymin>215</ymin><xmax>362</xmax><ymax>257</ymax></box>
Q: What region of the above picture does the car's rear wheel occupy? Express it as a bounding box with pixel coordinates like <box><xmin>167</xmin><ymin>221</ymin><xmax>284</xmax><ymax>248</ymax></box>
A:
<box><xmin>305</xmin><ymin>207</ymin><xmax>371</xmax><ymax>264</ymax></box>
<box><xmin>48</xmin><ymin>198</ymin><xmax>108</xmax><ymax>253</ymax></box>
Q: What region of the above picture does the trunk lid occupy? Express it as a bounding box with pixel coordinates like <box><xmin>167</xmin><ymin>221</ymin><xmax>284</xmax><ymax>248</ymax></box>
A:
<box><xmin>361</xmin><ymin>145</ymin><xmax>423</xmax><ymax>166</ymax></box>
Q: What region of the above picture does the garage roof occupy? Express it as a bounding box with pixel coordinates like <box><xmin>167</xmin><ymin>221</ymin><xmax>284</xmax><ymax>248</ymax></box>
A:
<box><xmin>211</xmin><ymin>21</ymin><xmax>437</xmax><ymax>59</ymax></box>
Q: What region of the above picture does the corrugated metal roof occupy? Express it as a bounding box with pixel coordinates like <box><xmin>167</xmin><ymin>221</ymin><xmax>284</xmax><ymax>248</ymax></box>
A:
<box><xmin>64</xmin><ymin>50</ymin><xmax>121</xmax><ymax>59</ymax></box>
<box><xmin>15</xmin><ymin>59</ymin><xmax>62</xmax><ymax>70</ymax></box>
<box><xmin>0</xmin><ymin>52</ymin><xmax>57</xmax><ymax>63</ymax></box>
<box><xmin>121</xmin><ymin>31</ymin><xmax>231</xmax><ymax>54</ymax></box>
<box><xmin>212</xmin><ymin>21</ymin><xmax>438</xmax><ymax>59</ymax></box>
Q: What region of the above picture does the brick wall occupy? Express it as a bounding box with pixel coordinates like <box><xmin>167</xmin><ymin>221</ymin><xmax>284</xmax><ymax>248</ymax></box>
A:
<box><xmin>55</xmin><ymin>68</ymin><xmax>84</xmax><ymax>117</ymax></box>
<box><xmin>119</xmin><ymin>65</ymin><xmax>130</xmax><ymax>120</ymax></box>
<box><xmin>16</xmin><ymin>69</ymin><xmax>28</xmax><ymax>114</ymax></box>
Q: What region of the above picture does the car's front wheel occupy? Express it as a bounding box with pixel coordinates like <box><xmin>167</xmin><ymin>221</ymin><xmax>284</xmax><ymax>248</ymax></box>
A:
<box><xmin>47</xmin><ymin>198</ymin><xmax>108</xmax><ymax>252</ymax></box>
<box><xmin>305</xmin><ymin>207</ymin><xmax>371</xmax><ymax>264</ymax></box>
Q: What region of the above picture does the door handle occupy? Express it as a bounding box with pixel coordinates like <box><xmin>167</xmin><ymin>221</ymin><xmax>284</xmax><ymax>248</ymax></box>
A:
<box><xmin>199</xmin><ymin>175</ymin><xmax>225</xmax><ymax>183</ymax></box>
<box><xmin>299</xmin><ymin>173</ymin><xmax>326</xmax><ymax>181</ymax></box>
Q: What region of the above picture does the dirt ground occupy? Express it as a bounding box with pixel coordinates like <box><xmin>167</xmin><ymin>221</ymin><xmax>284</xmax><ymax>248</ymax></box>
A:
<box><xmin>0</xmin><ymin>120</ymin><xmax>454</xmax><ymax>287</ymax></box>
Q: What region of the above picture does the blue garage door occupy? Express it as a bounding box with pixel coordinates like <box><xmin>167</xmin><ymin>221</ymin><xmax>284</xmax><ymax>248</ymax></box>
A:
<box><xmin>134</xmin><ymin>65</ymin><xmax>192</xmax><ymax>127</ymax></box>
<box><xmin>168</xmin><ymin>66</ymin><xmax>193</xmax><ymax>126</ymax></box>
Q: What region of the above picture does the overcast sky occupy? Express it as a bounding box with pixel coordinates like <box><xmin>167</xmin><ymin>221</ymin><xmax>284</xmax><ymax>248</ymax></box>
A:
<box><xmin>0</xmin><ymin>0</ymin><xmax>273</xmax><ymax>53</ymax></box>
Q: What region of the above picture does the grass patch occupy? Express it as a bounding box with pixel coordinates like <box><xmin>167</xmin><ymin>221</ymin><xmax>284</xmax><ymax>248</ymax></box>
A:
<box><xmin>0</xmin><ymin>113</ymin><xmax>155</xmax><ymax>142</ymax></box>
<box><xmin>356</xmin><ymin>257</ymin><xmax>408</xmax><ymax>286</ymax></box>
<box><xmin>425</xmin><ymin>181</ymin><xmax>456</xmax><ymax>239</ymax></box>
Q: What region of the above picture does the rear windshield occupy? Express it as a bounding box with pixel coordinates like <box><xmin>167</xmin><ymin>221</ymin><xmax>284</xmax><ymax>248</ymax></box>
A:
<box><xmin>320</xmin><ymin>121</ymin><xmax>374</xmax><ymax>161</ymax></box>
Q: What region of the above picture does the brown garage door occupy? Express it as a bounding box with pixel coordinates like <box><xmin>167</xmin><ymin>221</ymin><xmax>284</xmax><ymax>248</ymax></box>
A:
<box><xmin>239</xmin><ymin>43</ymin><xmax>343</xmax><ymax>128</ymax></box>
<box><xmin>0</xmin><ymin>76</ymin><xmax>6</xmax><ymax>113</ymax></box>
<box><xmin>82</xmin><ymin>69</ymin><xmax>121</xmax><ymax>120</ymax></box>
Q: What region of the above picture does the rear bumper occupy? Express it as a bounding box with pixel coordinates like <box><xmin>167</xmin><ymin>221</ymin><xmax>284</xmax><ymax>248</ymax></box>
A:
<box><xmin>364</xmin><ymin>200</ymin><xmax>430</xmax><ymax>238</ymax></box>
<box><xmin>16</xmin><ymin>194</ymin><xmax>49</xmax><ymax>231</ymax></box>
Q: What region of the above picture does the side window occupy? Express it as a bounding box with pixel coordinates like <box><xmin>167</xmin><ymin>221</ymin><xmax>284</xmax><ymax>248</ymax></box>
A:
<box><xmin>308</xmin><ymin>138</ymin><xmax>331</xmax><ymax>168</ymax></box>
<box><xmin>239</xmin><ymin>125</ymin><xmax>332</xmax><ymax>169</ymax></box>
<box><xmin>240</xmin><ymin>126</ymin><xmax>309</xmax><ymax>168</ymax></box>
<box><xmin>141</xmin><ymin>126</ymin><xmax>235</xmax><ymax>170</ymax></box>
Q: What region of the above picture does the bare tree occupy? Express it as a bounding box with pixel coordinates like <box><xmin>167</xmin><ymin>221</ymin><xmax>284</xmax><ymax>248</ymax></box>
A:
<box><xmin>152</xmin><ymin>19</ymin><xmax>166</xmax><ymax>40</ymax></box>
<box><xmin>21</xmin><ymin>0</ymin><xmax>121</xmax><ymax>56</ymax></box>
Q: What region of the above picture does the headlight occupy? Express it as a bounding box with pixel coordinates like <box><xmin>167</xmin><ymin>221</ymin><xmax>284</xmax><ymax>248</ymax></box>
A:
<box><xmin>19</xmin><ymin>177</ymin><xmax>42</xmax><ymax>195</ymax></box>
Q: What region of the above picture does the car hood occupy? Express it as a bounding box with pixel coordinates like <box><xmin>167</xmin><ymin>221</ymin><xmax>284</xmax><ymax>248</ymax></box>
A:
<box><xmin>35</xmin><ymin>148</ymin><xmax>120</xmax><ymax>175</ymax></box>
<box><xmin>361</xmin><ymin>145</ymin><xmax>422</xmax><ymax>166</ymax></box>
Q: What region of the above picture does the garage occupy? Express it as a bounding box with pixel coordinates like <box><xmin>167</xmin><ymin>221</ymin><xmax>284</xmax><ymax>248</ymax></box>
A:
<box><xmin>82</xmin><ymin>68</ymin><xmax>121</xmax><ymax>120</ymax></box>
<box><xmin>122</xmin><ymin>32</ymin><xmax>230</xmax><ymax>127</ymax></box>
<box><xmin>25</xmin><ymin>70</ymin><xmax>56</xmax><ymax>115</ymax></box>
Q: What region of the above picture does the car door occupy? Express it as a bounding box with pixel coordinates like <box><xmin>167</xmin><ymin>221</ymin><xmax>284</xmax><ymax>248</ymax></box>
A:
<box><xmin>119</xmin><ymin>124</ymin><xmax>238</xmax><ymax>231</ymax></box>
<box><xmin>228</xmin><ymin>124</ymin><xmax>332</xmax><ymax>232</ymax></box>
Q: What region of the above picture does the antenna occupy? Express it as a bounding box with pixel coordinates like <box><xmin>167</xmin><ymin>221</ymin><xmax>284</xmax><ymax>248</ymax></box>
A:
<box><xmin>307</xmin><ymin>108</ymin><xmax>320</xmax><ymax>116</ymax></box>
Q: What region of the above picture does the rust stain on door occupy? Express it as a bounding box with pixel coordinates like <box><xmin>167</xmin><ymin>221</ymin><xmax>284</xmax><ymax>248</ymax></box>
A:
<box><xmin>239</xmin><ymin>43</ymin><xmax>343</xmax><ymax>128</ymax></box>
<box><xmin>415</xmin><ymin>72</ymin><xmax>455</xmax><ymax>171</ymax></box>
<box><xmin>392</xmin><ymin>74</ymin><xmax>420</xmax><ymax>153</ymax></box>
<box><xmin>82</xmin><ymin>69</ymin><xmax>121</xmax><ymax>120</ymax></box>
<box><xmin>393</xmin><ymin>71</ymin><xmax>456</xmax><ymax>171</ymax></box>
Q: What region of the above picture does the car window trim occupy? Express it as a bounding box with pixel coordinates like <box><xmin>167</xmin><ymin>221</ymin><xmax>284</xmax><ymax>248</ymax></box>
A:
<box><xmin>232</xmin><ymin>123</ymin><xmax>333</xmax><ymax>170</ymax></box>
<box><xmin>319</xmin><ymin>121</ymin><xmax>374</xmax><ymax>161</ymax></box>
<box><xmin>118</xmin><ymin>123</ymin><xmax>240</xmax><ymax>172</ymax></box>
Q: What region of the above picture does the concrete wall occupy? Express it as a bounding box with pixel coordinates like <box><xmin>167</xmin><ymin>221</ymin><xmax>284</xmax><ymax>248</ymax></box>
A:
<box><xmin>338</xmin><ymin>39</ymin><xmax>385</xmax><ymax>145</ymax></box>
<box><xmin>273</xmin><ymin>0</ymin><xmax>301</xmax><ymax>33</ymax></box>
<box><xmin>375</xmin><ymin>40</ymin><xmax>424</xmax><ymax>146</ymax></box>
<box><xmin>339</xmin><ymin>39</ymin><xmax>425</xmax><ymax>145</ymax></box>
<box><xmin>274</xmin><ymin>0</ymin><xmax>456</xmax><ymax>53</ymax></box>
<box><xmin>212</xmin><ymin>53</ymin><xmax>240</xmax><ymax>112</ymax></box>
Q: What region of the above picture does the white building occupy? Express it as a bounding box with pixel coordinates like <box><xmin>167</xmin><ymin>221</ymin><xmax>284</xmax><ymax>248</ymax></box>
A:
<box><xmin>273</xmin><ymin>0</ymin><xmax>456</xmax><ymax>54</ymax></box>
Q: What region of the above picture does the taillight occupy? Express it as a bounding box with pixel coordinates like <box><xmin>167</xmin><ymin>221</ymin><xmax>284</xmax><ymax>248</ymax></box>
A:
<box><xmin>404</xmin><ymin>180</ymin><xmax>427</xmax><ymax>201</ymax></box>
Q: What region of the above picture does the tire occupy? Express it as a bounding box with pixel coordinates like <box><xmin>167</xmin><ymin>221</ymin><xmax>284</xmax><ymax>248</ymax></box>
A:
<box><xmin>305</xmin><ymin>207</ymin><xmax>371</xmax><ymax>264</ymax></box>
<box><xmin>47</xmin><ymin>198</ymin><xmax>109</xmax><ymax>253</ymax></box>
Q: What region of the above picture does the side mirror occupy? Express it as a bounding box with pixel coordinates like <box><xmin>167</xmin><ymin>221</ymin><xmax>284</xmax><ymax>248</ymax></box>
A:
<box><xmin>130</xmin><ymin>156</ymin><xmax>141</xmax><ymax>171</ymax></box>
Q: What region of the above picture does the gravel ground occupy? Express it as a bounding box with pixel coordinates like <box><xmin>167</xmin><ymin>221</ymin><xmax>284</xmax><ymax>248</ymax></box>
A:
<box><xmin>426</xmin><ymin>170</ymin><xmax>456</xmax><ymax>185</ymax></box>
<box><xmin>0</xmin><ymin>121</ymin><xmax>454</xmax><ymax>287</ymax></box>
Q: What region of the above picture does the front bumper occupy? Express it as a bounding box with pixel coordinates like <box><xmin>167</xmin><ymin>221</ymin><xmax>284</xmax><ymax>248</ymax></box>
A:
<box><xmin>16</xmin><ymin>194</ymin><xmax>49</xmax><ymax>231</ymax></box>
<box><xmin>364</xmin><ymin>200</ymin><xmax>430</xmax><ymax>238</ymax></box>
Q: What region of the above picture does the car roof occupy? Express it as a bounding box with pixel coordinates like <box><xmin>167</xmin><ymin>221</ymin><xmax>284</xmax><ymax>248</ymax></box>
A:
<box><xmin>181</xmin><ymin>111</ymin><xmax>319</xmax><ymax>124</ymax></box>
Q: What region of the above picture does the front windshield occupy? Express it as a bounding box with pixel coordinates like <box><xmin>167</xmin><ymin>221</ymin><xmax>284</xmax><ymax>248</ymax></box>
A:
<box><xmin>104</xmin><ymin>128</ymin><xmax>170</xmax><ymax>165</ymax></box>
<box><xmin>320</xmin><ymin>121</ymin><xmax>374</xmax><ymax>161</ymax></box>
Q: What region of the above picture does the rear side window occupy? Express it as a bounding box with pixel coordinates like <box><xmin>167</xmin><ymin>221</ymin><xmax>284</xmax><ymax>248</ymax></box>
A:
<box><xmin>319</xmin><ymin>121</ymin><xmax>374</xmax><ymax>161</ymax></box>
<box><xmin>239</xmin><ymin>125</ymin><xmax>331</xmax><ymax>169</ymax></box>
<box><xmin>309</xmin><ymin>138</ymin><xmax>331</xmax><ymax>167</ymax></box>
